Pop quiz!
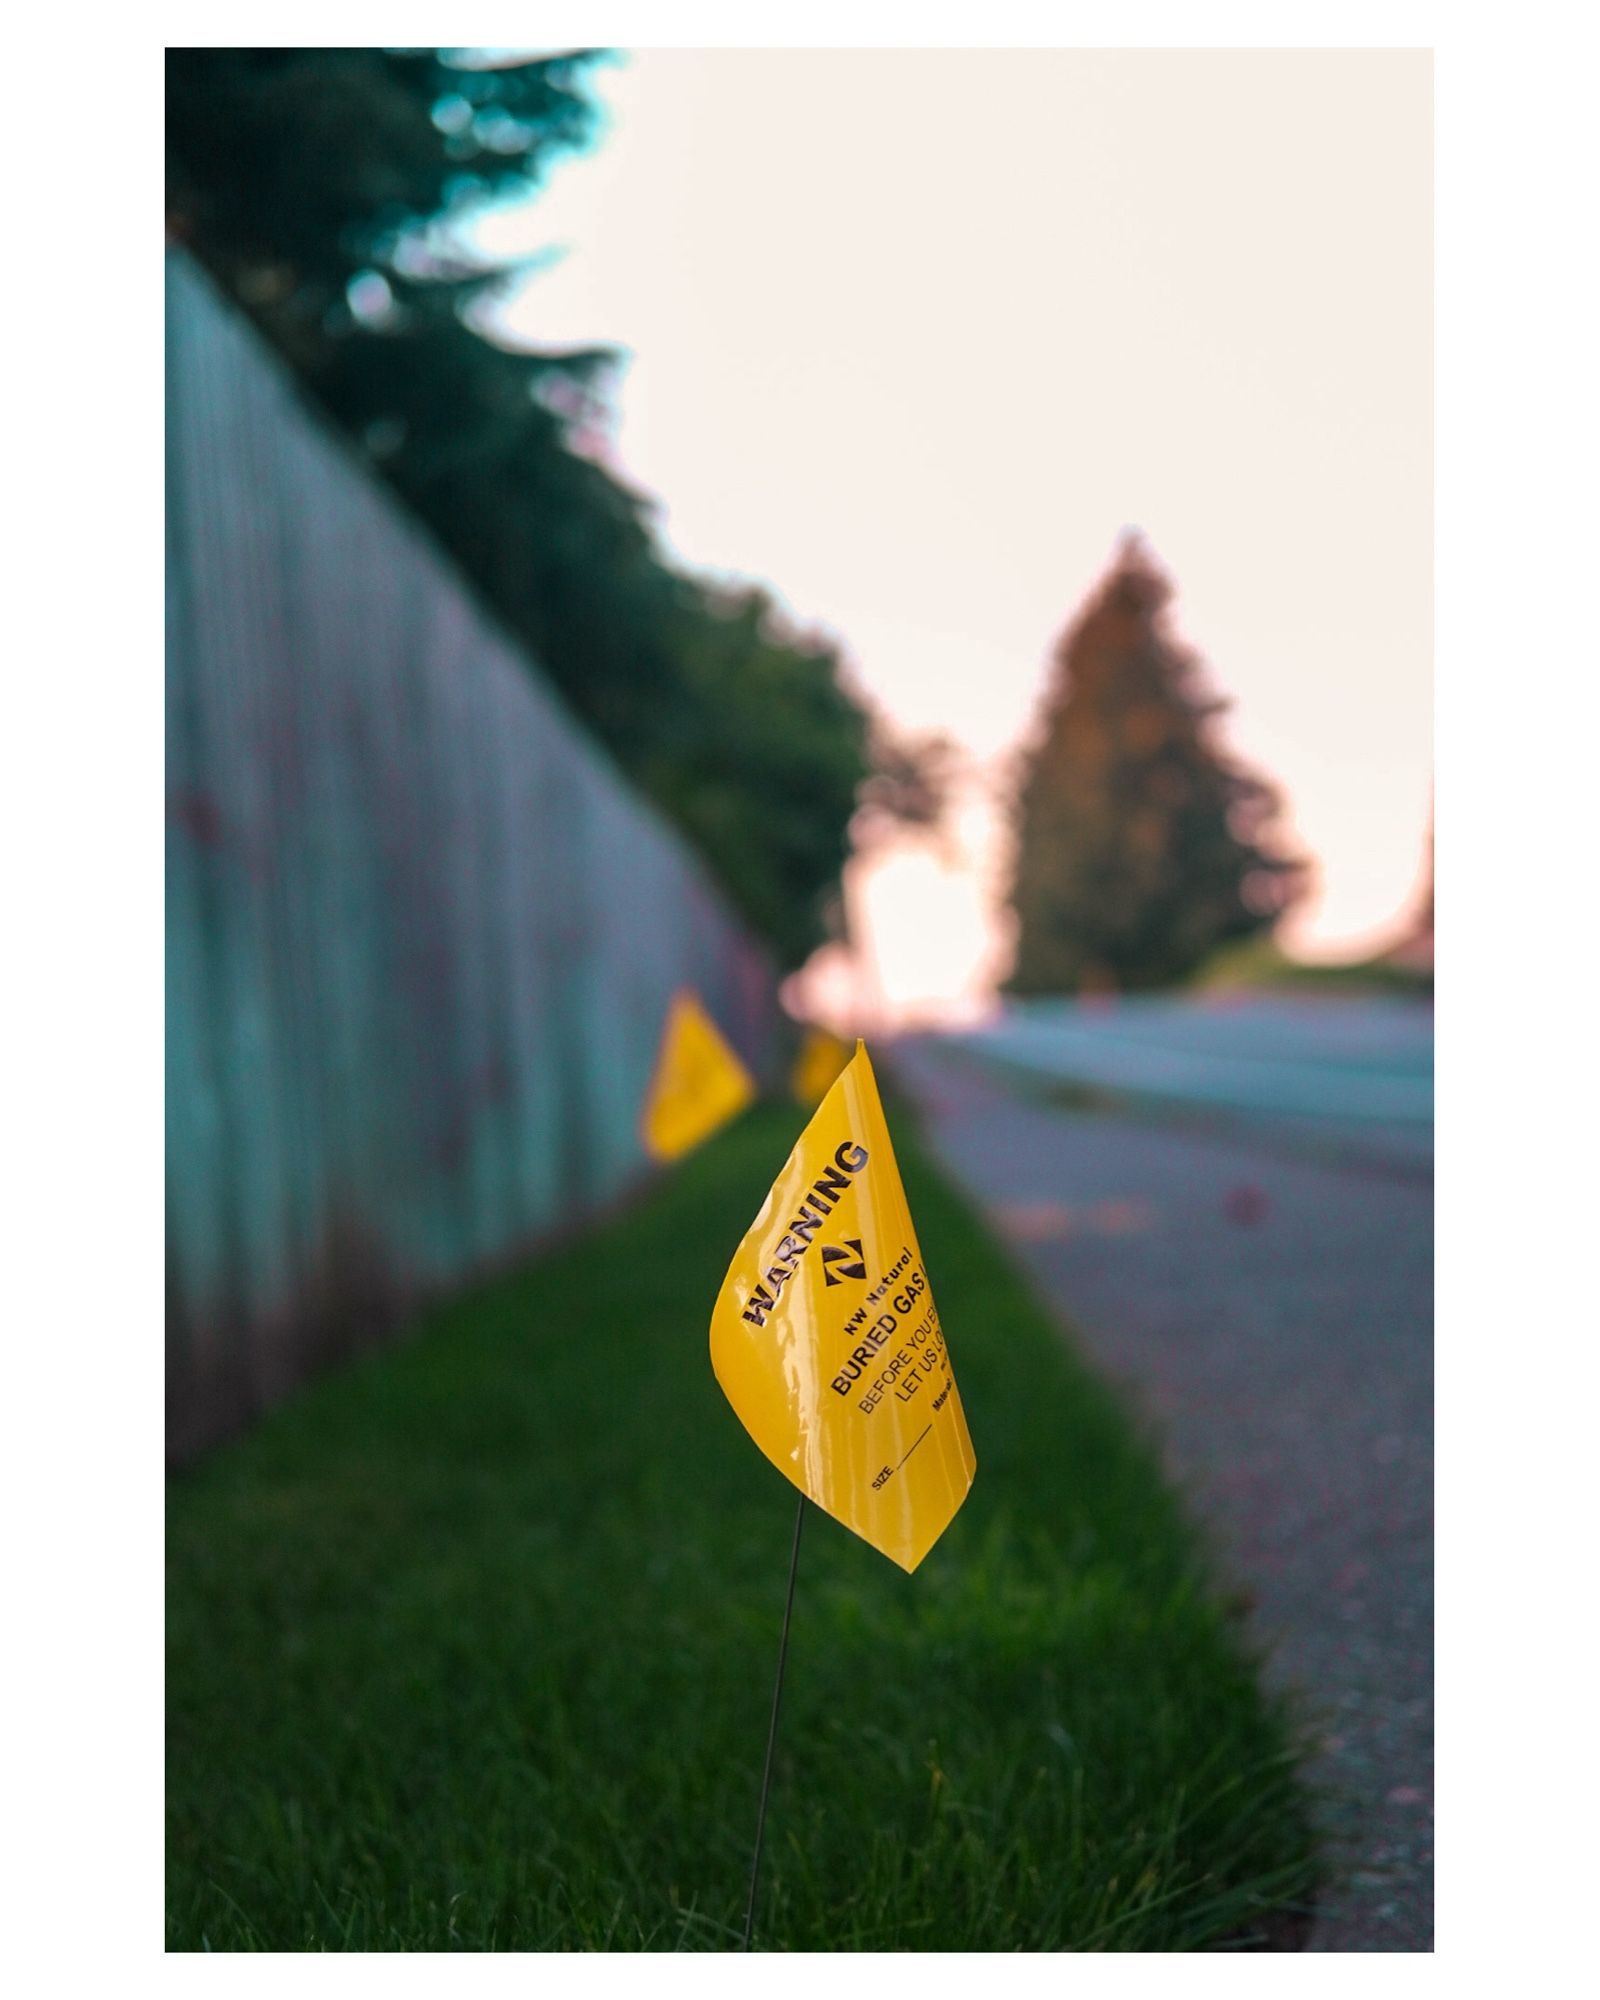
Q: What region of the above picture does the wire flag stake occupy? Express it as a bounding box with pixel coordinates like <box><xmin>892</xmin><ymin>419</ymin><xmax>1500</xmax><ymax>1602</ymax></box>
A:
<box><xmin>741</xmin><ymin>1493</ymin><xmax>807</xmax><ymax>1951</ymax></box>
<box><xmin>713</xmin><ymin>1042</ymin><xmax>976</xmax><ymax>1947</ymax></box>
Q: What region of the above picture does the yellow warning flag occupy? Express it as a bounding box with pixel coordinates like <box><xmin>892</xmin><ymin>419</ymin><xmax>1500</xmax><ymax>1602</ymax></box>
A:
<box><xmin>641</xmin><ymin>989</ymin><xmax>757</xmax><ymax>1162</ymax></box>
<box><xmin>710</xmin><ymin>1042</ymin><xmax>975</xmax><ymax>1571</ymax></box>
<box><xmin>789</xmin><ymin>1025</ymin><xmax>852</xmax><ymax>1107</ymax></box>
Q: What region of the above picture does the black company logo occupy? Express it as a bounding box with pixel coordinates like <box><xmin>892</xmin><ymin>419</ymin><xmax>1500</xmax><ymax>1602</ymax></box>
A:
<box><xmin>821</xmin><ymin>1238</ymin><xmax>867</xmax><ymax>1286</ymax></box>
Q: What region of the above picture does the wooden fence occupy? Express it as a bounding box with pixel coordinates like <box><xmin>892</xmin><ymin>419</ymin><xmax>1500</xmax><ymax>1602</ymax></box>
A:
<box><xmin>166</xmin><ymin>249</ymin><xmax>776</xmax><ymax>1460</ymax></box>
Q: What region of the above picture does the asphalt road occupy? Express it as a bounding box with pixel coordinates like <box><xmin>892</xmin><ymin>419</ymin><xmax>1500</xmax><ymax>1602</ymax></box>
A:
<box><xmin>891</xmin><ymin>997</ymin><xmax>1433</xmax><ymax>1952</ymax></box>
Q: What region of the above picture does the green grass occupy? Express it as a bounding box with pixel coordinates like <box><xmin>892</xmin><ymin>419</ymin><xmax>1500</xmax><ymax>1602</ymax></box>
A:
<box><xmin>1192</xmin><ymin>931</ymin><xmax>1432</xmax><ymax>998</ymax></box>
<box><xmin>167</xmin><ymin>1099</ymin><xmax>1317</xmax><ymax>1950</ymax></box>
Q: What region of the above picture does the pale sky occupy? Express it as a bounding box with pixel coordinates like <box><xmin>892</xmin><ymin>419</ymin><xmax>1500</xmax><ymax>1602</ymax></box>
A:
<box><xmin>484</xmin><ymin>49</ymin><xmax>1432</xmax><ymax>1022</ymax></box>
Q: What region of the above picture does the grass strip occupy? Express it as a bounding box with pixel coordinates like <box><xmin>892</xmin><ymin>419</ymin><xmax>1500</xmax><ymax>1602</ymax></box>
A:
<box><xmin>168</xmin><ymin>1097</ymin><xmax>1317</xmax><ymax>1950</ymax></box>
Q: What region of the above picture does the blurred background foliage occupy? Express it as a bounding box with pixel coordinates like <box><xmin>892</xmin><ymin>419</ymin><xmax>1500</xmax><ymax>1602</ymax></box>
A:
<box><xmin>166</xmin><ymin>48</ymin><xmax>882</xmax><ymax>971</ymax></box>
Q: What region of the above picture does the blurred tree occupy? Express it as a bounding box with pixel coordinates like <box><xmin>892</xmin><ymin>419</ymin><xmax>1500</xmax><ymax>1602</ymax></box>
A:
<box><xmin>1005</xmin><ymin>537</ymin><xmax>1303</xmax><ymax>994</ymax></box>
<box><xmin>1383</xmin><ymin>805</ymin><xmax>1433</xmax><ymax>983</ymax></box>
<box><xmin>166</xmin><ymin>48</ymin><xmax>871</xmax><ymax>969</ymax></box>
<box><xmin>165</xmin><ymin>50</ymin><xmax>598</xmax><ymax>338</ymax></box>
<box><xmin>853</xmin><ymin>726</ymin><xmax>962</xmax><ymax>843</ymax></box>
<box><xmin>633</xmin><ymin>582</ymin><xmax>871</xmax><ymax>969</ymax></box>
<box><xmin>1412</xmin><ymin>807</ymin><xmax>1434</xmax><ymax>940</ymax></box>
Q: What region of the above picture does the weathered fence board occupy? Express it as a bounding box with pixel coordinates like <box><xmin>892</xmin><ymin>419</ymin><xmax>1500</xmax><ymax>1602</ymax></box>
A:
<box><xmin>166</xmin><ymin>249</ymin><xmax>776</xmax><ymax>1461</ymax></box>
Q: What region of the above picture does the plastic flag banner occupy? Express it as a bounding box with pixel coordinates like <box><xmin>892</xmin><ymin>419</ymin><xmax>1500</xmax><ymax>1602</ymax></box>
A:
<box><xmin>641</xmin><ymin>989</ymin><xmax>756</xmax><ymax>1162</ymax></box>
<box><xmin>710</xmin><ymin>1041</ymin><xmax>975</xmax><ymax>1571</ymax></box>
<box><xmin>789</xmin><ymin>1026</ymin><xmax>852</xmax><ymax>1107</ymax></box>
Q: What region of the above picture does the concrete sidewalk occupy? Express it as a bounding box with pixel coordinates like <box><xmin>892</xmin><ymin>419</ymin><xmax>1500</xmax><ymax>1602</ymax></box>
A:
<box><xmin>891</xmin><ymin>1035</ymin><xmax>1433</xmax><ymax>1952</ymax></box>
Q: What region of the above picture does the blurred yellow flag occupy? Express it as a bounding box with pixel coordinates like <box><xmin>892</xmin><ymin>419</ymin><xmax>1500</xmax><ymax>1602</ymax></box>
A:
<box><xmin>710</xmin><ymin>1042</ymin><xmax>975</xmax><ymax>1571</ymax></box>
<box><xmin>641</xmin><ymin>989</ymin><xmax>756</xmax><ymax>1162</ymax></box>
<box><xmin>790</xmin><ymin>1026</ymin><xmax>852</xmax><ymax>1106</ymax></box>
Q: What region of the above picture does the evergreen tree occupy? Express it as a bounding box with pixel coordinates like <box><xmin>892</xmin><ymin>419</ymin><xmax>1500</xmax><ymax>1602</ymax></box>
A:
<box><xmin>1006</xmin><ymin>537</ymin><xmax>1302</xmax><ymax>995</ymax></box>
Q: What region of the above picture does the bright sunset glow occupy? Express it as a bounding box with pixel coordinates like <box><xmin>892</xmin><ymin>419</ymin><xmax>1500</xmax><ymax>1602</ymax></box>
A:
<box><xmin>485</xmin><ymin>50</ymin><xmax>1432</xmax><ymax>1020</ymax></box>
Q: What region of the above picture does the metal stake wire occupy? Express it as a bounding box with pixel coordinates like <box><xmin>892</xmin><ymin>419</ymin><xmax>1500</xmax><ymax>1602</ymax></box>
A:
<box><xmin>741</xmin><ymin>1492</ymin><xmax>807</xmax><ymax>1950</ymax></box>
